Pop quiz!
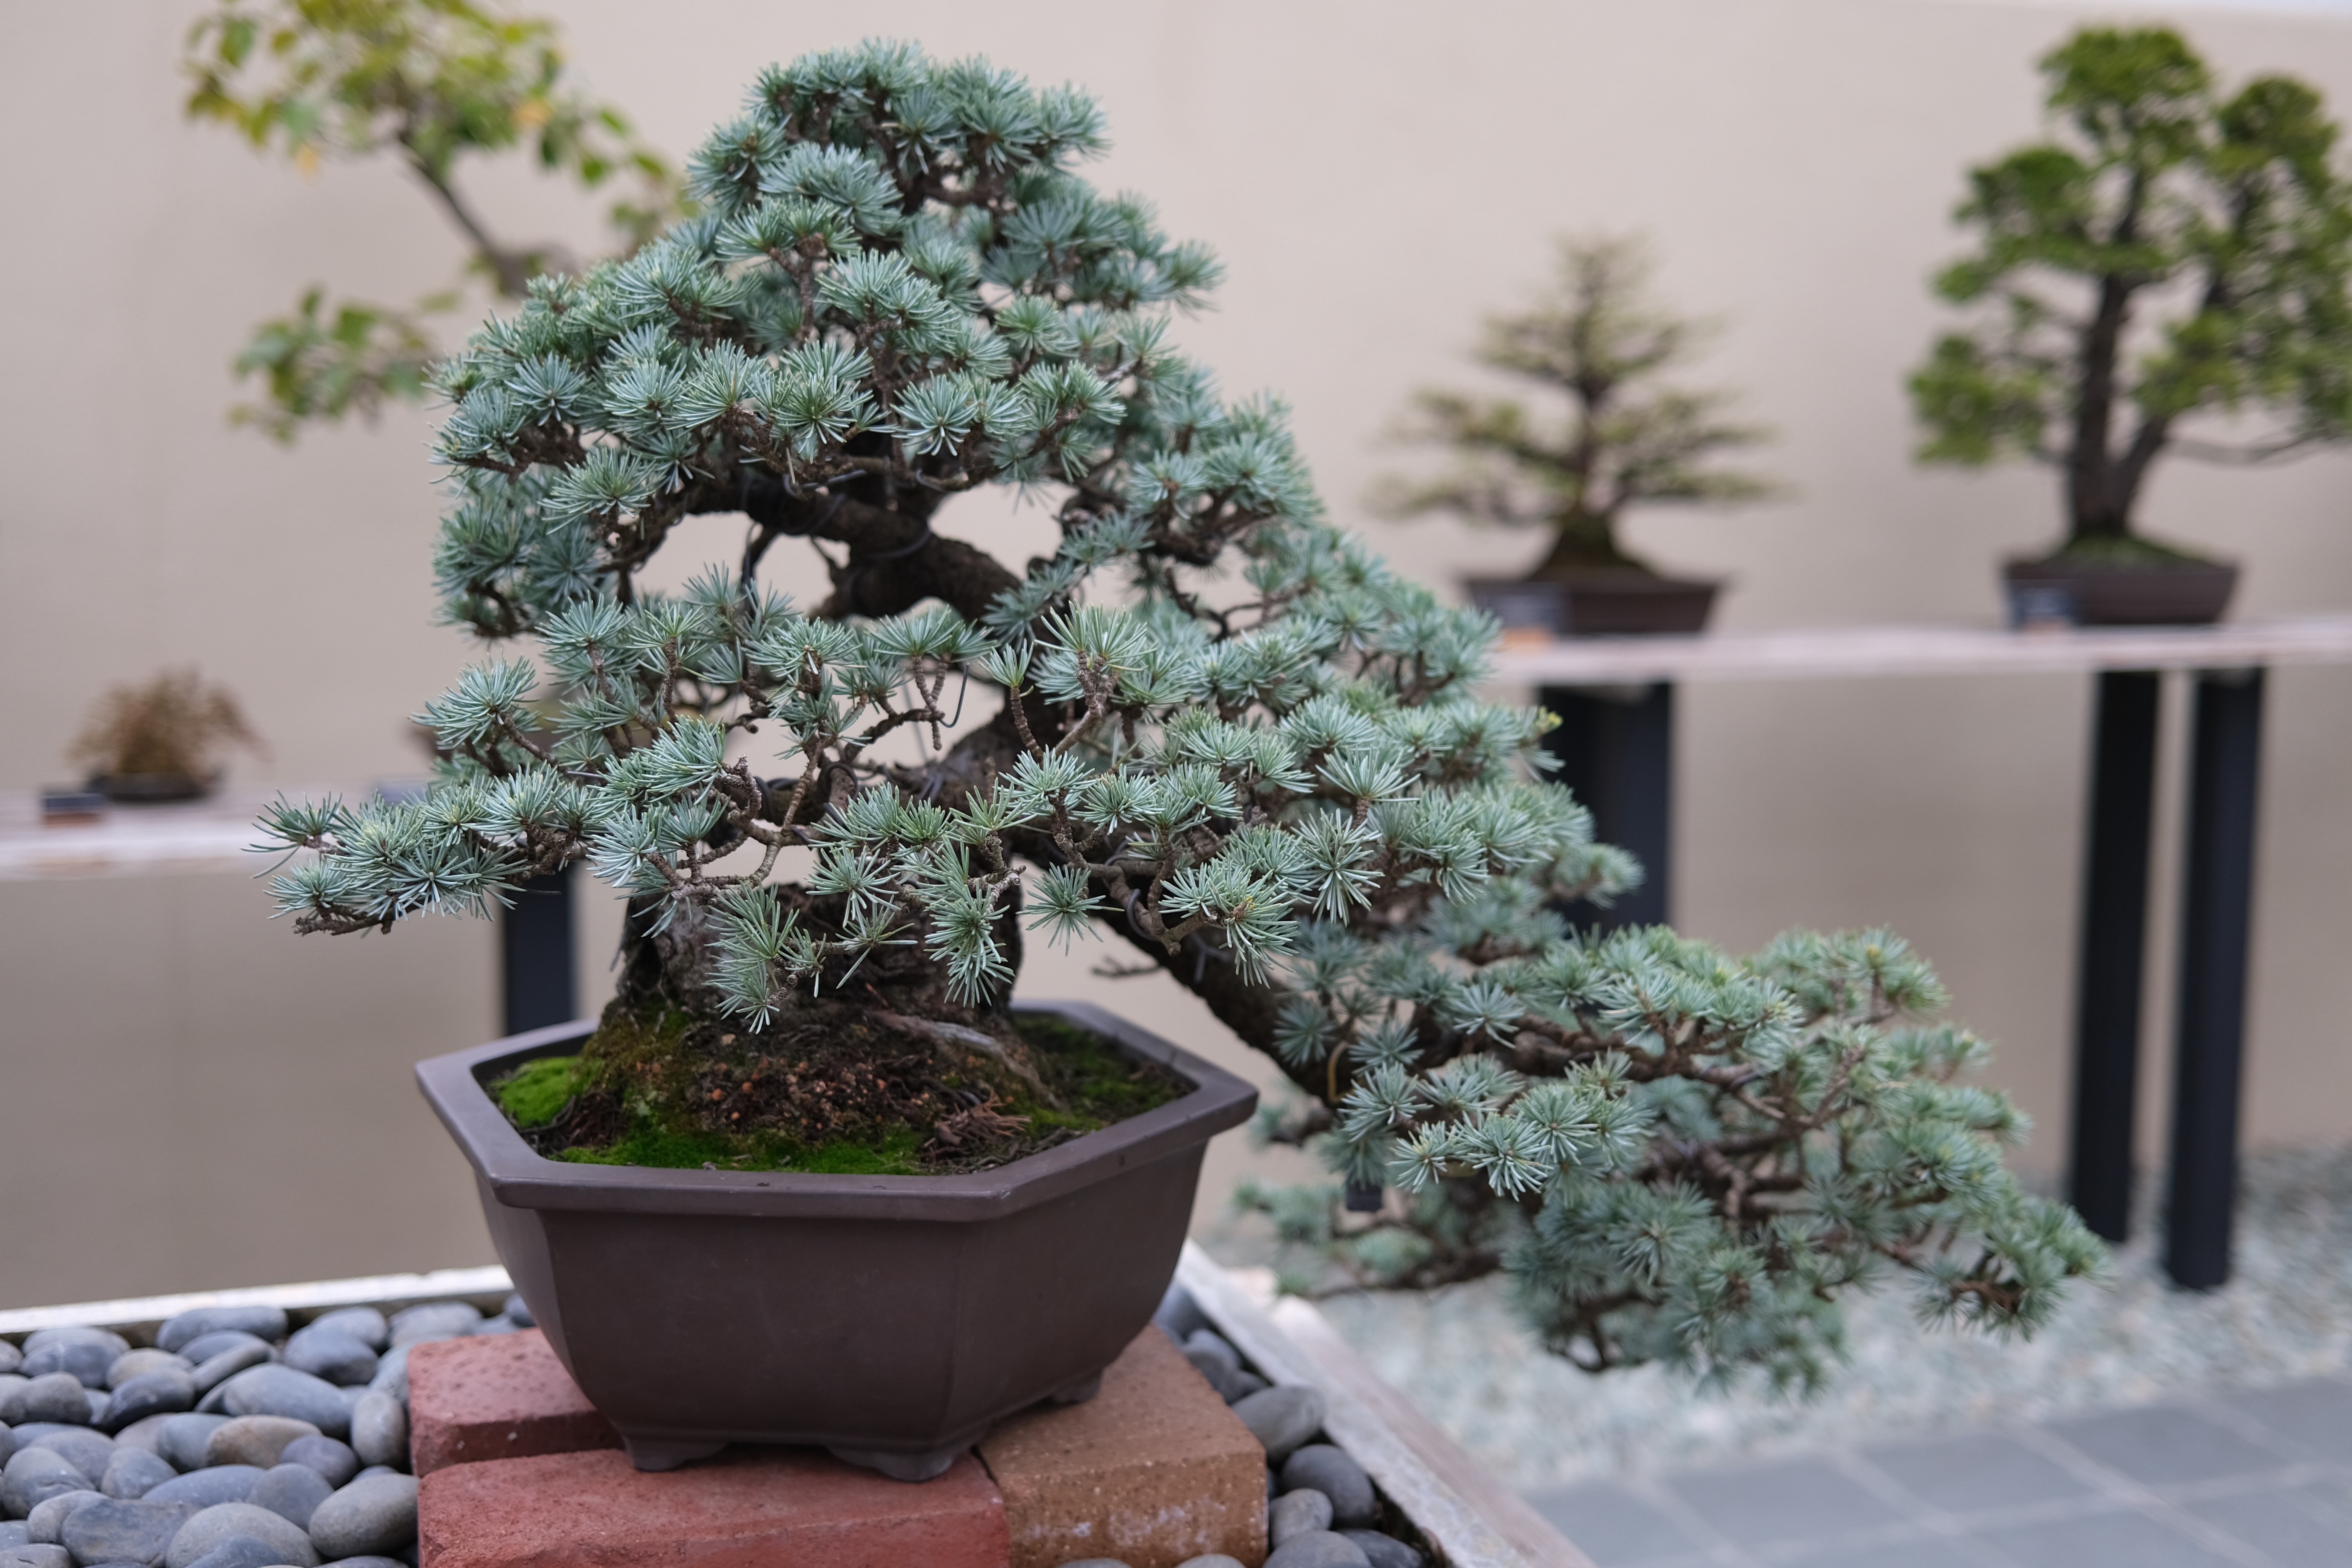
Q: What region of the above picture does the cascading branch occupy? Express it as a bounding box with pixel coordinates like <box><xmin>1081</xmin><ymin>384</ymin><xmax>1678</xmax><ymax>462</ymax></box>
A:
<box><xmin>258</xmin><ymin>40</ymin><xmax>2099</xmax><ymax>1386</ymax></box>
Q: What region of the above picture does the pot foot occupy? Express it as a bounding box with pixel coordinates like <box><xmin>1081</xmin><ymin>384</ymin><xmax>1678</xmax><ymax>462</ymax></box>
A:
<box><xmin>826</xmin><ymin>1443</ymin><xmax>966</xmax><ymax>1483</ymax></box>
<box><xmin>1048</xmin><ymin>1371</ymin><xmax>1103</xmax><ymax>1405</ymax></box>
<box><xmin>621</xmin><ymin>1435</ymin><xmax>727</xmax><ymax>1472</ymax></box>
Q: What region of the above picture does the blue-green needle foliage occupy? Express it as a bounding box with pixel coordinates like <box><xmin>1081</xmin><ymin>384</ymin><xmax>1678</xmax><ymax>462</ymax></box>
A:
<box><xmin>1912</xmin><ymin>26</ymin><xmax>2352</xmax><ymax>556</ymax></box>
<box><xmin>257</xmin><ymin>41</ymin><xmax>2099</xmax><ymax>1383</ymax></box>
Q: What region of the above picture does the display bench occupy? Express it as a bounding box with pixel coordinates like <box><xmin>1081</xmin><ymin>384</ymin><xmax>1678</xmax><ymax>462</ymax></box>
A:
<box><xmin>1491</xmin><ymin>615</ymin><xmax>2352</xmax><ymax>1289</ymax></box>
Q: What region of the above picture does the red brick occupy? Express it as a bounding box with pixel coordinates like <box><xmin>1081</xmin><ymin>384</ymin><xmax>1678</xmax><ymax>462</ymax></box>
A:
<box><xmin>418</xmin><ymin>1445</ymin><xmax>1009</xmax><ymax>1568</ymax></box>
<box><xmin>406</xmin><ymin>1329</ymin><xmax>621</xmax><ymax>1476</ymax></box>
<box><xmin>978</xmin><ymin>1327</ymin><xmax>1267</xmax><ymax>1568</ymax></box>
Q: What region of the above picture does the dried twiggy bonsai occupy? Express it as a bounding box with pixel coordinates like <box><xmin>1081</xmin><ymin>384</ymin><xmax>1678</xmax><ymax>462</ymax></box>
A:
<box><xmin>259</xmin><ymin>43</ymin><xmax>2098</xmax><ymax>1385</ymax></box>
<box><xmin>73</xmin><ymin>669</ymin><xmax>263</xmax><ymax>790</ymax></box>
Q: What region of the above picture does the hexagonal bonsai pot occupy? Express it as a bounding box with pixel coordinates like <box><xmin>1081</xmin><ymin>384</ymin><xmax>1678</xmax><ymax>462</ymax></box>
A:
<box><xmin>415</xmin><ymin>998</ymin><xmax>1255</xmax><ymax>1480</ymax></box>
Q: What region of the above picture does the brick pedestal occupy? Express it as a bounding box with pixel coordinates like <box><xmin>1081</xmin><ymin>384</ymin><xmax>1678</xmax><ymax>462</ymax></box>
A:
<box><xmin>978</xmin><ymin>1327</ymin><xmax>1268</xmax><ymax>1568</ymax></box>
<box><xmin>407</xmin><ymin>1329</ymin><xmax>621</xmax><ymax>1475</ymax></box>
<box><xmin>419</xmin><ymin>1447</ymin><xmax>1009</xmax><ymax>1568</ymax></box>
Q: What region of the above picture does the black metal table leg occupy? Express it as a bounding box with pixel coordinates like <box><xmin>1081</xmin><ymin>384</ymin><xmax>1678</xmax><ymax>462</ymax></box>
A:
<box><xmin>2067</xmin><ymin>670</ymin><xmax>2162</xmax><ymax>1243</ymax></box>
<box><xmin>501</xmin><ymin>865</ymin><xmax>578</xmax><ymax>1036</ymax></box>
<box><xmin>1538</xmin><ymin>682</ymin><xmax>1674</xmax><ymax>931</ymax></box>
<box><xmin>2165</xmin><ymin>667</ymin><xmax>2267</xmax><ymax>1290</ymax></box>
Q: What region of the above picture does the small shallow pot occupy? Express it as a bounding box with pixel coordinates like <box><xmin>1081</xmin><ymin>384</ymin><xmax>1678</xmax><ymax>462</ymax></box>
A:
<box><xmin>2001</xmin><ymin>557</ymin><xmax>2239</xmax><ymax>627</ymax></box>
<box><xmin>1465</xmin><ymin>575</ymin><xmax>1720</xmax><ymax>639</ymax></box>
<box><xmin>88</xmin><ymin>772</ymin><xmax>214</xmax><ymax>803</ymax></box>
<box><xmin>416</xmin><ymin>999</ymin><xmax>1255</xmax><ymax>1480</ymax></box>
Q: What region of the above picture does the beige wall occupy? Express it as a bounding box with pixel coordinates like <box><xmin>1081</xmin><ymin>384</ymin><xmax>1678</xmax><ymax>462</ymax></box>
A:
<box><xmin>7</xmin><ymin>0</ymin><xmax>2352</xmax><ymax>1304</ymax></box>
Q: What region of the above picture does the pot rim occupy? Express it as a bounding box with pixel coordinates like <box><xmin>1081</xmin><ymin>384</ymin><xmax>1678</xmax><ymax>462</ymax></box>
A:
<box><xmin>416</xmin><ymin>997</ymin><xmax>1257</xmax><ymax>1222</ymax></box>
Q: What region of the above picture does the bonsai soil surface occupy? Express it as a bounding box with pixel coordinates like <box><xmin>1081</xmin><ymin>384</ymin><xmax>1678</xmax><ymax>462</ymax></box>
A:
<box><xmin>491</xmin><ymin>1002</ymin><xmax>1188</xmax><ymax>1177</ymax></box>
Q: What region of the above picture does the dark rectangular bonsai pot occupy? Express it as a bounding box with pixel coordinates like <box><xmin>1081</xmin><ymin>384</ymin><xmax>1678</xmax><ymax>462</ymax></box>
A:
<box><xmin>415</xmin><ymin>999</ymin><xmax>1256</xmax><ymax>1480</ymax></box>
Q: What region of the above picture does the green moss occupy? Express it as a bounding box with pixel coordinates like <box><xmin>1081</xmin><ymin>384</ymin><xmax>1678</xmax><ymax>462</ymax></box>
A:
<box><xmin>495</xmin><ymin>1055</ymin><xmax>589</xmax><ymax>1128</ymax></box>
<box><xmin>556</xmin><ymin>1118</ymin><xmax>927</xmax><ymax>1175</ymax></box>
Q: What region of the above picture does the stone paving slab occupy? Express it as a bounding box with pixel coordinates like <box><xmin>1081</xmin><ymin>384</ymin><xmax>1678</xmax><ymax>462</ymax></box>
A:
<box><xmin>1526</xmin><ymin>1375</ymin><xmax>2352</xmax><ymax>1567</ymax></box>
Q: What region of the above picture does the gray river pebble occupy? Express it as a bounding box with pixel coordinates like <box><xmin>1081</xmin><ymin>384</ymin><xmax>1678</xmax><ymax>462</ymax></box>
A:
<box><xmin>155</xmin><ymin>1421</ymin><xmax>227</xmax><ymax>1476</ymax></box>
<box><xmin>1263</xmin><ymin>1532</ymin><xmax>1372</xmax><ymax>1568</ymax></box>
<box><xmin>1269</xmin><ymin>1487</ymin><xmax>1331</xmax><ymax>1547</ymax></box>
<box><xmin>19</xmin><ymin>1346</ymin><xmax>108</xmax><ymax>1395</ymax></box>
<box><xmin>0</xmin><ymin>1527</ymin><xmax>21</xmax><ymax>1549</ymax></box>
<box><xmin>99</xmin><ymin>1449</ymin><xmax>175</xmax><ymax>1501</ymax></box>
<box><xmin>384</xmin><ymin>1305</ymin><xmax>477</xmax><ymax>1349</ymax></box>
<box><xmin>11</xmin><ymin>1431</ymin><xmax>108</xmax><ymax>1486</ymax></box>
<box><xmin>1338</xmin><ymin>1530</ymin><xmax>1423</xmax><ymax>1568</ymax></box>
<box><xmin>273</xmin><ymin>1441</ymin><xmax>354</xmax><ymax>1491</ymax></box>
<box><xmin>105</xmin><ymin>1356</ymin><xmax>190</xmax><ymax>1394</ymax></box>
<box><xmin>344</xmin><ymin>1399</ymin><xmax>401</xmax><ymax>1474</ymax></box>
<box><xmin>1174</xmin><ymin>1558</ymin><xmax>1246</xmax><ymax>1568</ymax></box>
<box><xmin>321</xmin><ymin>1556</ymin><xmax>406</xmax><ymax>1568</ymax></box>
<box><xmin>104</xmin><ymin>1374</ymin><xmax>196</xmax><ymax>1434</ymax></box>
<box><xmin>1155</xmin><ymin>1282</ymin><xmax>1209</xmax><ymax>1342</ymax></box>
<box><xmin>60</xmin><ymin>1496</ymin><xmax>198</xmax><ymax>1566</ymax></box>
<box><xmin>279</xmin><ymin>1335</ymin><xmax>373</xmax><ymax>1392</ymax></box>
<box><xmin>0</xmin><ymin>1385</ymin><xmax>24</xmax><ymax>1427</ymax></box>
<box><xmin>1281</xmin><ymin>1446</ymin><xmax>1375</xmax><ymax>1527</ymax></box>
<box><xmin>109</xmin><ymin>1417</ymin><xmax>173</xmax><ymax>1464</ymax></box>
<box><xmin>0</xmin><ymin>1349</ymin><xmax>16</xmax><ymax>1377</ymax></box>
<box><xmin>141</xmin><ymin>1470</ymin><xmax>260</xmax><ymax>1511</ymax></box>
<box><xmin>22</xmin><ymin>1491</ymin><xmax>100</xmax><ymax>1545</ymax></box>
<box><xmin>180</xmin><ymin>1538</ymin><xmax>296</xmax><ymax>1568</ymax></box>
<box><xmin>357</xmin><ymin>1352</ymin><xmax>405</xmax><ymax>1409</ymax></box>
<box><xmin>186</xmin><ymin>1351</ymin><xmax>269</xmax><ymax>1404</ymax></box>
<box><xmin>246</xmin><ymin>1465</ymin><xmax>328</xmax><ymax>1532</ymax></box>
<box><xmin>211</xmin><ymin>1373</ymin><xmax>345</xmax><ymax>1441</ymax></box>
<box><xmin>1229</xmin><ymin>1385</ymin><xmax>1326</xmax><ymax>1462</ymax></box>
<box><xmin>499</xmin><ymin>1294</ymin><xmax>533</xmax><ymax>1329</ymax></box>
<box><xmin>78</xmin><ymin>1391</ymin><xmax>104</xmax><ymax>1429</ymax></box>
<box><xmin>163</xmin><ymin>1503</ymin><xmax>317</xmax><ymax>1568</ymax></box>
<box><xmin>203</xmin><ymin>1420</ymin><xmax>317</xmax><ymax>1472</ymax></box>
<box><xmin>155</xmin><ymin>1315</ymin><xmax>285</xmax><ymax>1361</ymax></box>
<box><xmin>299</xmin><ymin>1314</ymin><xmax>385</xmax><ymax>1357</ymax></box>
<box><xmin>304</xmin><ymin>1474</ymin><xmax>415</xmax><ymax>1562</ymax></box>
<box><xmin>0</xmin><ymin>1543</ymin><xmax>72</xmax><ymax>1568</ymax></box>
<box><xmin>169</xmin><ymin>1341</ymin><xmax>266</xmax><ymax>1378</ymax></box>
<box><xmin>4</xmin><ymin>1450</ymin><xmax>93</xmax><ymax>1517</ymax></box>
<box><xmin>6</xmin><ymin>1380</ymin><xmax>95</xmax><ymax>1431</ymax></box>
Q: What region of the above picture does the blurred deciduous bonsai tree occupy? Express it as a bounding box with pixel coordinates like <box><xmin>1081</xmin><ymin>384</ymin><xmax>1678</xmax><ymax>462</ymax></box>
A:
<box><xmin>185</xmin><ymin>0</ymin><xmax>685</xmax><ymax>439</ymax></box>
<box><xmin>256</xmin><ymin>43</ymin><xmax>2097</xmax><ymax>1386</ymax></box>
<box><xmin>1381</xmin><ymin>237</ymin><xmax>1778</xmax><ymax>581</ymax></box>
<box><xmin>1911</xmin><ymin>26</ymin><xmax>2352</xmax><ymax>563</ymax></box>
<box><xmin>73</xmin><ymin>670</ymin><xmax>264</xmax><ymax>798</ymax></box>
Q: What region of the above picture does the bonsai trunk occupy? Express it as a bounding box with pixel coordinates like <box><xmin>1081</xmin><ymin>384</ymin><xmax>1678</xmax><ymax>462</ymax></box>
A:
<box><xmin>1526</xmin><ymin>511</ymin><xmax>1654</xmax><ymax>581</ymax></box>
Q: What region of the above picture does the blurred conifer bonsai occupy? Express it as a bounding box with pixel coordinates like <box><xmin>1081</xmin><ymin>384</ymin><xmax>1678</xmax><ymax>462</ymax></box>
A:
<box><xmin>1913</xmin><ymin>25</ymin><xmax>2352</xmax><ymax>600</ymax></box>
<box><xmin>184</xmin><ymin>0</ymin><xmax>685</xmax><ymax>439</ymax></box>
<box><xmin>258</xmin><ymin>43</ymin><xmax>2097</xmax><ymax>1385</ymax></box>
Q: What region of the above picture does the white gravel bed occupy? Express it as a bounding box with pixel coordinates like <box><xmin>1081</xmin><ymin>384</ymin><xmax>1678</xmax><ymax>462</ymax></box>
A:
<box><xmin>1279</xmin><ymin>1141</ymin><xmax>2352</xmax><ymax>1491</ymax></box>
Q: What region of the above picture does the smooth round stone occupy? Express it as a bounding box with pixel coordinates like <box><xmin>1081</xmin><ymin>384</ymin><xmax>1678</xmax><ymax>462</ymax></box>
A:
<box><xmin>80</xmin><ymin>1392</ymin><xmax>106</xmax><ymax>1429</ymax></box>
<box><xmin>18</xmin><ymin>1346</ymin><xmax>111</xmax><ymax>1398</ymax></box>
<box><xmin>0</xmin><ymin>1542</ymin><xmax>72</xmax><ymax>1568</ymax></box>
<box><xmin>211</xmin><ymin>1374</ymin><xmax>345</xmax><ymax>1441</ymax></box>
<box><xmin>383</xmin><ymin>1305</ymin><xmax>477</xmax><ymax>1350</ymax></box>
<box><xmin>21</xmin><ymin>1332</ymin><xmax>127</xmax><ymax>1369</ymax></box>
<box><xmin>498</xmin><ymin>1294</ymin><xmax>533</xmax><ymax>1330</ymax></box>
<box><xmin>245</xmin><ymin>1465</ymin><xmax>328</xmax><ymax>1533</ymax></box>
<box><xmin>1225</xmin><ymin>1372</ymin><xmax>1269</xmax><ymax>1404</ymax></box>
<box><xmin>140</xmin><ymin>1470</ymin><xmax>261</xmax><ymax>1512</ymax></box>
<box><xmin>271</xmin><ymin>1442</ymin><xmax>353</xmax><ymax>1492</ymax></box>
<box><xmin>1338</xmin><ymin>1530</ymin><xmax>1423</xmax><ymax>1568</ymax></box>
<box><xmin>471</xmin><ymin>1317</ymin><xmax>519</xmax><ymax>1338</ymax></box>
<box><xmin>1052</xmin><ymin>1560</ymin><xmax>1132</xmax><ymax>1568</ymax></box>
<box><xmin>168</xmin><ymin>1343</ymin><xmax>266</xmax><ymax>1379</ymax></box>
<box><xmin>181</xmin><ymin>1538</ymin><xmax>300</xmax><ymax>1568</ymax></box>
<box><xmin>155</xmin><ymin>1316</ymin><xmax>285</xmax><ymax>1361</ymax></box>
<box><xmin>1270</xmin><ymin>1488</ymin><xmax>1333</xmax><ymax>1547</ymax></box>
<box><xmin>0</xmin><ymin>1526</ymin><xmax>22</xmax><ymax>1549</ymax></box>
<box><xmin>0</xmin><ymin>1348</ymin><xmax>18</xmax><ymax>1378</ymax></box>
<box><xmin>350</xmin><ymin>1470</ymin><xmax>392</xmax><ymax>1483</ymax></box>
<box><xmin>105</xmin><ymin>1356</ymin><xmax>191</xmax><ymax>1395</ymax></box>
<box><xmin>0</xmin><ymin>1382</ymin><xmax>28</xmax><ymax>1425</ymax></box>
<box><xmin>1180</xmin><ymin>1332</ymin><xmax>1248</xmax><ymax>1402</ymax></box>
<box><xmin>1154</xmin><ymin>1283</ymin><xmax>1208</xmax><ymax>1343</ymax></box>
<box><xmin>22</xmin><ymin>1491</ymin><xmax>101</xmax><ymax>1545</ymax></box>
<box><xmin>277</xmin><ymin>1336</ymin><xmax>372</xmax><ymax>1393</ymax></box>
<box><xmin>109</xmin><ymin>1420</ymin><xmax>173</xmax><ymax>1466</ymax></box>
<box><xmin>343</xmin><ymin>1399</ymin><xmax>401</xmax><ymax>1475</ymax></box>
<box><xmin>304</xmin><ymin>1475</ymin><xmax>414</xmax><ymax>1562</ymax></box>
<box><xmin>104</xmin><ymin>1376</ymin><xmax>196</xmax><ymax>1435</ymax></box>
<box><xmin>162</xmin><ymin>1503</ymin><xmax>318</xmax><ymax>1568</ymax></box>
<box><xmin>8</xmin><ymin>1379</ymin><xmax>96</xmax><ymax>1431</ymax></box>
<box><xmin>0</xmin><ymin>1429</ymin><xmax>14</xmax><ymax>1470</ymax></box>
<box><xmin>1175</xmin><ymin>1558</ymin><xmax>1246</xmax><ymax>1568</ymax></box>
<box><xmin>186</xmin><ymin>1352</ymin><xmax>269</xmax><ymax>1405</ymax></box>
<box><xmin>1263</xmin><ymin>1532</ymin><xmax>1372</xmax><ymax>1568</ymax></box>
<box><xmin>99</xmin><ymin>1449</ymin><xmax>176</xmax><ymax>1502</ymax></box>
<box><xmin>316</xmin><ymin>1558</ymin><xmax>405</xmax><ymax>1568</ymax></box>
<box><xmin>357</xmin><ymin>1353</ymin><xmax>405</xmax><ymax>1408</ymax></box>
<box><xmin>202</xmin><ymin>1421</ymin><xmax>317</xmax><ymax>1473</ymax></box>
<box><xmin>1281</xmin><ymin>1447</ymin><xmax>1375</xmax><ymax>1527</ymax></box>
<box><xmin>155</xmin><ymin>1421</ymin><xmax>228</xmax><ymax>1476</ymax></box>
<box><xmin>60</xmin><ymin>1495</ymin><xmax>198</xmax><ymax>1565</ymax></box>
<box><xmin>7</xmin><ymin>1431</ymin><xmax>107</xmax><ymax>1489</ymax></box>
<box><xmin>297</xmin><ymin>1315</ymin><xmax>383</xmax><ymax>1358</ymax></box>
<box><xmin>1230</xmin><ymin>1385</ymin><xmax>1326</xmax><ymax>1462</ymax></box>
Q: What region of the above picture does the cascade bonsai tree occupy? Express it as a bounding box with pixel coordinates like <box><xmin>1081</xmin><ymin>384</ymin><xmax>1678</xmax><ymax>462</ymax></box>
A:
<box><xmin>1911</xmin><ymin>25</ymin><xmax>2352</xmax><ymax>568</ymax></box>
<box><xmin>258</xmin><ymin>42</ymin><xmax>2099</xmax><ymax>1386</ymax></box>
<box><xmin>186</xmin><ymin>0</ymin><xmax>684</xmax><ymax>439</ymax></box>
<box><xmin>1380</xmin><ymin>235</ymin><xmax>1777</xmax><ymax>583</ymax></box>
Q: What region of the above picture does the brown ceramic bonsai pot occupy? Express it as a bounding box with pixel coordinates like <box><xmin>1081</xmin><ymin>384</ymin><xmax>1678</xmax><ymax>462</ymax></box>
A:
<box><xmin>415</xmin><ymin>999</ymin><xmax>1255</xmax><ymax>1481</ymax></box>
<box><xmin>1465</xmin><ymin>574</ymin><xmax>1720</xmax><ymax>640</ymax></box>
<box><xmin>2001</xmin><ymin>556</ymin><xmax>2239</xmax><ymax>627</ymax></box>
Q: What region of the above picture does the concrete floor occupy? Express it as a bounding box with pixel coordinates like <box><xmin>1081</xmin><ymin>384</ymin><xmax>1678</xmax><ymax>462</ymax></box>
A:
<box><xmin>1530</xmin><ymin>1379</ymin><xmax>2352</xmax><ymax>1568</ymax></box>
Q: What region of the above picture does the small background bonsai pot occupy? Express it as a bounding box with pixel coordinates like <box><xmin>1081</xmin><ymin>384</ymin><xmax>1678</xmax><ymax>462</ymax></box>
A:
<box><xmin>1467</xmin><ymin>573</ymin><xmax>1721</xmax><ymax>640</ymax></box>
<box><xmin>2001</xmin><ymin>555</ymin><xmax>2240</xmax><ymax>628</ymax></box>
<box><xmin>87</xmin><ymin>770</ymin><xmax>217</xmax><ymax>803</ymax></box>
<box><xmin>415</xmin><ymin>998</ymin><xmax>1256</xmax><ymax>1481</ymax></box>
